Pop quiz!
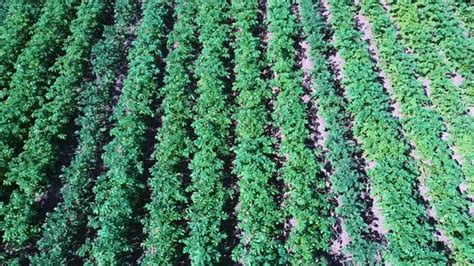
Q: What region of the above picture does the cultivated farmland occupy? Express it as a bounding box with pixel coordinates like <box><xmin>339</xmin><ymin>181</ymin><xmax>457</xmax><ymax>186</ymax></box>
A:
<box><xmin>0</xmin><ymin>0</ymin><xmax>473</xmax><ymax>264</ymax></box>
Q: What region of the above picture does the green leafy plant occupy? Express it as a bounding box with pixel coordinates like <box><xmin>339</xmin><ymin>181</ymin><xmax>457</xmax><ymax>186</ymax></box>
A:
<box><xmin>267</xmin><ymin>0</ymin><xmax>332</xmax><ymax>263</ymax></box>
<box><xmin>1</xmin><ymin>0</ymin><xmax>104</xmax><ymax>252</ymax></box>
<box><xmin>184</xmin><ymin>1</ymin><xmax>232</xmax><ymax>264</ymax></box>
<box><xmin>360</xmin><ymin>1</ymin><xmax>474</xmax><ymax>263</ymax></box>
<box><xmin>326</xmin><ymin>0</ymin><xmax>447</xmax><ymax>263</ymax></box>
<box><xmin>298</xmin><ymin>0</ymin><xmax>379</xmax><ymax>263</ymax></box>
<box><xmin>0</xmin><ymin>0</ymin><xmax>44</xmax><ymax>94</ymax></box>
<box><xmin>0</xmin><ymin>0</ymin><xmax>79</xmax><ymax>208</ymax></box>
<box><xmin>231</xmin><ymin>0</ymin><xmax>284</xmax><ymax>264</ymax></box>
<box><xmin>387</xmin><ymin>0</ymin><xmax>474</xmax><ymax>199</ymax></box>
<box><xmin>30</xmin><ymin>0</ymin><xmax>138</xmax><ymax>263</ymax></box>
<box><xmin>88</xmin><ymin>0</ymin><xmax>169</xmax><ymax>263</ymax></box>
<box><xmin>141</xmin><ymin>0</ymin><xmax>196</xmax><ymax>264</ymax></box>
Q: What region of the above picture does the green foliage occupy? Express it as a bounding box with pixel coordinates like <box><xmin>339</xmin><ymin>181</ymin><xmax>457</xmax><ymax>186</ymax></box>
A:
<box><xmin>411</xmin><ymin>0</ymin><xmax>474</xmax><ymax>185</ymax></box>
<box><xmin>1</xmin><ymin>0</ymin><xmax>105</xmax><ymax>251</ymax></box>
<box><xmin>416</xmin><ymin>0</ymin><xmax>473</xmax><ymax>105</ymax></box>
<box><xmin>446</xmin><ymin>0</ymin><xmax>474</xmax><ymax>35</ymax></box>
<box><xmin>298</xmin><ymin>0</ymin><xmax>379</xmax><ymax>263</ymax></box>
<box><xmin>0</xmin><ymin>0</ymin><xmax>44</xmax><ymax>95</ymax></box>
<box><xmin>231</xmin><ymin>0</ymin><xmax>284</xmax><ymax>264</ymax></box>
<box><xmin>0</xmin><ymin>0</ymin><xmax>79</xmax><ymax>203</ymax></box>
<box><xmin>360</xmin><ymin>1</ymin><xmax>474</xmax><ymax>263</ymax></box>
<box><xmin>30</xmin><ymin>1</ymin><xmax>138</xmax><ymax>263</ymax></box>
<box><xmin>0</xmin><ymin>1</ymin><xmax>470</xmax><ymax>264</ymax></box>
<box><xmin>184</xmin><ymin>1</ymin><xmax>232</xmax><ymax>264</ymax></box>
<box><xmin>141</xmin><ymin>0</ymin><xmax>196</xmax><ymax>263</ymax></box>
<box><xmin>267</xmin><ymin>0</ymin><xmax>331</xmax><ymax>263</ymax></box>
<box><xmin>387</xmin><ymin>0</ymin><xmax>474</xmax><ymax>201</ymax></box>
<box><xmin>326</xmin><ymin>0</ymin><xmax>447</xmax><ymax>263</ymax></box>
<box><xmin>0</xmin><ymin>0</ymin><xmax>10</xmax><ymax>23</ymax></box>
<box><xmin>88</xmin><ymin>0</ymin><xmax>169</xmax><ymax>263</ymax></box>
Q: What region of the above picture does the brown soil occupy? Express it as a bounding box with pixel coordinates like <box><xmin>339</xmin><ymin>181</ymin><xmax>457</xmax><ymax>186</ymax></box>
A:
<box><xmin>300</xmin><ymin>40</ymin><xmax>314</xmax><ymax>73</ymax></box>
<box><xmin>419</xmin><ymin>77</ymin><xmax>432</xmax><ymax>98</ymax></box>
<box><xmin>300</xmin><ymin>40</ymin><xmax>329</xmax><ymax>151</ymax></box>
<box><xmin>451</xmin><ymin>72</ymin><xmax>465</xmax><ymax>87</ymax></box>
<box><xmin>440</xmin><ymin>124</ymin><xmax>464</xmax><ymax>167</ymax></box>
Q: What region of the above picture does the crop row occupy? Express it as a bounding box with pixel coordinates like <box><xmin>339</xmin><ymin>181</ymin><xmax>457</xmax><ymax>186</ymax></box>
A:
<box><xmin>2</xmin><ymin>0</ymin><xmax>104</xmax><ymax>254</ymax></box>
<box><xmin>360</xmin><ymin>1</ymin><xmax>473</xmax><ymax>263</ymax></box>
<box><xmin>418</xmin><ymin>0</ymin><xmax>473</xmax><ymax>106</ymax></box>
<box><xmin>298</xmin><ymin>0</ymin><xmax>379</xmax><ymax>263</ymax></box>
<box><xmin>231</xmin><ymin>0</ymin><xmax>283</xmax><ymax>264</ymax></box>
<box><xmin>88</xmin><ymin>0</ymin><xmax>168</xmax><ymax>264</ymax></box>
<box><xmin>386</xmin><ymin>0</ymin><xmax>474</xmax><ymax>197</ymax></box>
<box><xmin>0</xmin><ymin>0</ymin><xmax>79</xmax><ymax>205</ymax></box>
<box><xmin>184</xmin><ymin>1</ymin><xmax>232</xmax><ymax>264</ymax></box>
<box><xmin>0</xmin><ymin>0</ymin><xmax>471</xmax><ymax>264</ymax></box>
<box><xmin>326</xmin><ymin>0</ymin><xmax>446</xmax><ymax>263</ymax></box>
<box><xmin>141</xmin><ymin>0</ymin><xmax>196</xmax><ymax>263</ymax></box>
<box><xmin>0</xmin><ymin>0</ymin><xmax>43</xmax><ymax>94</ymax></box>
<box><xmin>31</xmin><ymin>0</ymin><xmax>139</xmax><ymax>263</ymax></box>
<box><xmin>267</xmin><ymin>0</ymin><xmax>332</xmax><ymax>264</ymax></box>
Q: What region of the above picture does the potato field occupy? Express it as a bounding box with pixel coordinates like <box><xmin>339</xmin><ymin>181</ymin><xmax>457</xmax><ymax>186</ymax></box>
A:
<box><xmin>0</xmin><ymin>0</ymin><xmax>473</xmax><ymax>264</ymax></box>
